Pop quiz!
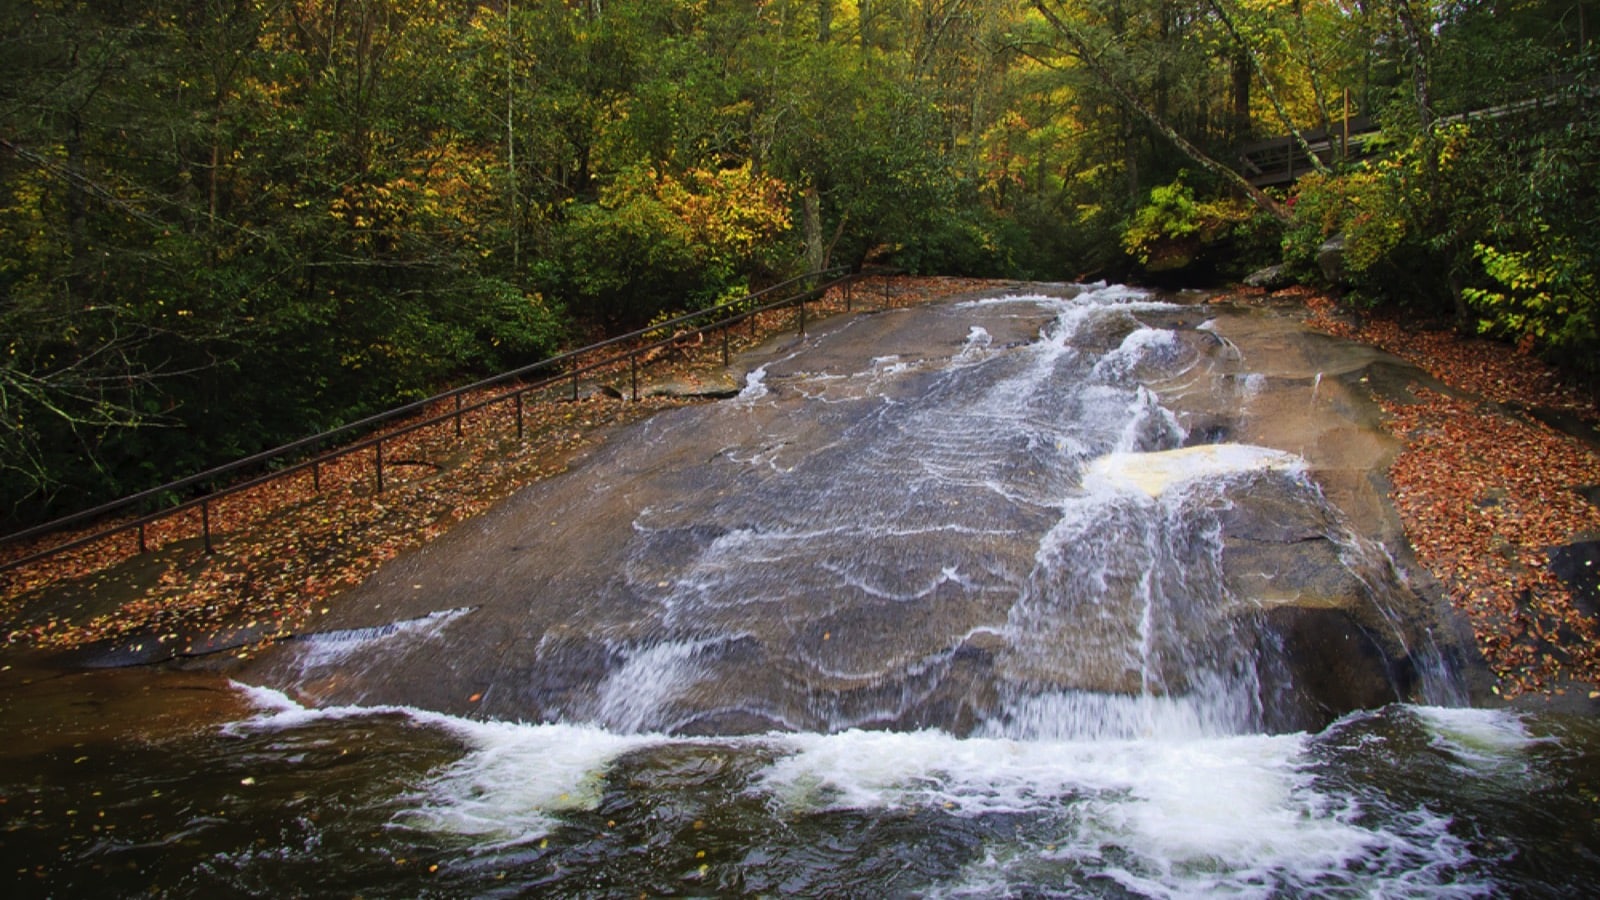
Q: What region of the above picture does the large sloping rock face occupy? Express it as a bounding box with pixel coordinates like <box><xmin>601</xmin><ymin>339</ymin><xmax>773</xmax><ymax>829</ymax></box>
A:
<box><xmin>223</xmin><ymin>287</ymin><xmax>1487</xmax><ymax>737</ymax></box>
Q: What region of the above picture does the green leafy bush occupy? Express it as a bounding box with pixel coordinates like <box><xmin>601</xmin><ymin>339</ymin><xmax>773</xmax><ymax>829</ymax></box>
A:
<box><xmin>551</xmin><ymin>164</ymin><xmax>791</xmax><ymax>328</ymax></box>
<box><xmin>1465</xmin><ymin>233</ymin><xmax>1598</xmax><ymax>371</ymax></box>
<box><xmin>1122</xmin><ymin>176</ymin><xmax>1253</xmax><ymax>276</ymax></box>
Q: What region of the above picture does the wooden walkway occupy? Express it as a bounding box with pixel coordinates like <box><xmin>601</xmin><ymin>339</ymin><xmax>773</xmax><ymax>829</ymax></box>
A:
<box><xmin>1238</xmin><ymin>82</ymin><xmax>1596</xmax><ymax>187</ymax></box>
<box><xmin>1236</xmin><ymin>116</ymin><xmax>1382</xmax><ymax>187</ymax></box>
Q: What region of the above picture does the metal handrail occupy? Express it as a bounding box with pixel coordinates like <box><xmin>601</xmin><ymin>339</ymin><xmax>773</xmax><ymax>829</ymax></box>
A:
<box><xmin>1</xmin><ymin>266</ymin><xmax>875</xmax><ymax>576</ymax></box>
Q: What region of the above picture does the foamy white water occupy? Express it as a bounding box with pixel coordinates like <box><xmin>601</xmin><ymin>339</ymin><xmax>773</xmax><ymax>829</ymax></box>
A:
<box><xmin>291</xmin><ymin>606</ymin><xmax>473</xmax><ymax>670</ymax></box>
<box><xmin>756</xmin><ymin>723</ymin><xmax>1484</xmax><ymax>898</ymax></box>
<box><xmin>225</xmin><ymin>687</ymin><xmax>1510</xmax><ymax>896</ymax></box>
<box><xmin>1084</xmin><ymin>444</ymin><xmax>1306</xmax><ymax>498</ymax></box>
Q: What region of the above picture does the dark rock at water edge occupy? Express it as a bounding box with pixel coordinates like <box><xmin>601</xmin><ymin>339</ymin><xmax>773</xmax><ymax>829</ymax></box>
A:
<box><xmin>1548</xmin><ymin>540</ymin><xmax>1600</xmax><ymax>619</ymax></box>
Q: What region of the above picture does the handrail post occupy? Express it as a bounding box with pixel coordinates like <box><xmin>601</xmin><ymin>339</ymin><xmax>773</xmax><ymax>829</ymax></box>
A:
<box><xmin>375</xmin><ymin>441</ymin><xmax>385</xmax><ymax>493</ymax></box>
<box><xmin>799</xmin><ymin>297</ymin><xmax>806</xmax><ymax>336</ymax></box>
<box><xmin>454</xmin><ymin>393</ymin><xmax>464</xmax><ymax>436</ymax></box>
<box><xmin>201</xmin><ymin>500</ymin><xmax>214</xmax><ymax>555</ymax></box>
<box><xmin>571</xmin><ymin>371</ymin><xmax>579</xmax><ymax>402</ymax></box>
<box><xmin>630</xmin><ymin>355</ymin><xmax>639</xmax><ymax>402</ymax></box>
<box><xmin>722</xmin><ymin>325</ymin><xmax>731</xmax><ymax>366</ymax></box>
<box><xmin>515</xmin><ymin>392</ymin><xmax>525</xmax><ymax>440</ymax></box>
<box><xmin>138</xmin><ymin>522</ymin><xmax>148</xmax><ymax>554</ymax></box>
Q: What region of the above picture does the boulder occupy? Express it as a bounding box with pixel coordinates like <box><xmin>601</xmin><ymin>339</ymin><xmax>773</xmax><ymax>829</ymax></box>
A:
<box><xmin>1214</xmin><ymin>470</ymin><xmax>1425</xmax><ymax>729</ymax></box>
<box><xmin>1255</xmin><ymin>605</ymin><xmax>1411</xmax><ymax>731</ymax></box>
<box><xmin>1243</xmin><ymin>263</ymin><xmax>1294</xmax><ymax>290</ymax></box>
<box><xmin>1317</xmin><ymin>235</ymin><xmax>1347</xmax><ymax>284</ymax></box>
<box><xmin>1548</xmin><ymin>539</ymin><xmax>1600</xmax><ymax>619</ymax></box>
<box><xmin>641</xmin><ymin>371</ymin><xmax>742</xmax><ymax>400</ymax></box>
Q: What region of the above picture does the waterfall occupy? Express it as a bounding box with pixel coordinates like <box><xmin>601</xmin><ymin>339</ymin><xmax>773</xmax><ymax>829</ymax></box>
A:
<box><xmin>258</xmin><ymin>283</ymin><xmax>1466</xmax><ymax>741</ymax></box>
<box><xmin>130</xmin><ymin>283</ymin><xmax>1541</xmax><ymax>898</ymax></box>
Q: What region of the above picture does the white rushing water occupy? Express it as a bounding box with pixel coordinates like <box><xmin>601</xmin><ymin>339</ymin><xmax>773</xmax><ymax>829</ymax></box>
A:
<box><xmin>224</xmin><ymin>685</ymin><xmax>1507</xmax><ymax>896</ymax></box>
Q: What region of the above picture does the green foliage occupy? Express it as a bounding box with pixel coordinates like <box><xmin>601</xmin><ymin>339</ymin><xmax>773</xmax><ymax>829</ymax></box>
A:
<box><xmin>1281</xmin><ymin>126</ymin><xmax>1480</xmax><ymax>314</ymax></box>
<box><xmin>1279</xmin><ymin>10</ymin><xmax>1599</xmax><ymax>377</ymax></box>
<box><xmin>550</xmin><ymin>164</ymin><xmax>791</xmax><ymax>328</ymax></box>
<box><xmin>1456</xmin><ymin>43</ymin><xmax>1600</xmax><ymax>375</ymax></box>
<box><xmin>1124</xmin><ymin>178</ymin><xmax>1202</xmax><ymax>266</ymax></box>
<box><xmin>1280</xmin><ymin>166</ymin><xmax>1414</xmax><ymax>294</ymax></box>
<box><xmin>1466</xmin><ymin>236</ymin><xmax>1598</xmax><ymax>371</ymax></box>
<box><xmin>1122</xmin><ymin>176</ymin><xmax>1254</xmax><ymax>276</ymax></box>
<box><xmin>0</xmin><ymin>0</ymin><xmax>573</xmax><ymax>524</ymax></box>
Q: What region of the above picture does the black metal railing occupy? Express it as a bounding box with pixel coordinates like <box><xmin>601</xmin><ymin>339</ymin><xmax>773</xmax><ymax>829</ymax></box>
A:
<box><xmin>1</xmin><ymin>266</ymin><xmax>894</xmax><ymax>579</ymax></box>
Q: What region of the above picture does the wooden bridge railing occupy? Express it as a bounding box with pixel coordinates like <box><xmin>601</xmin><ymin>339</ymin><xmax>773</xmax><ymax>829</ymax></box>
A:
<box><xmin>1238</xmin><ymin>81</ymin><xmax>1596</xmax><ymax>188</ymax></box>
<box><xmin>1236</xmin><ymin>115</ymin><xmax>1381</xmax><ymax>188</ymax></box>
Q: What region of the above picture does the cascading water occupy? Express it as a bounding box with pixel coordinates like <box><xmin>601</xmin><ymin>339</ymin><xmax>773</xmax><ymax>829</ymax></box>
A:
<box><xmin>7</xmin><ymin>284</ymin><xmax>1597</xmax><ymax>898</ymax></box>
<box><xmin>253</xmin><ymin>283</ymin><xmax>1448</xmax><ymax>739</ymax></box>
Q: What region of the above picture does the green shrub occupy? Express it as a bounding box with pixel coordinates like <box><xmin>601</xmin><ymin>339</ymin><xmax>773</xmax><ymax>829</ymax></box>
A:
<box><xmin>1465</xmin><ymin>233</ymin><xmax>1598</xmax><ymax>373</ymax></box>
<box><xmin>1122</xmin><ymin>176</ymin><xmax>1254</xmax><ymax>277</ymax></box>
<box><xmin>552</xmin><ymin>164</ymin><xmax>791</xmax><ymax>328</ymax></box>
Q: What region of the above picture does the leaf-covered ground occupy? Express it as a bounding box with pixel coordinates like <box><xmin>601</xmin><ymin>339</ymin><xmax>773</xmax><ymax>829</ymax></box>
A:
<box><xmin>6</xmin><ymin>277</ymin><xmax>1598</xmax><ymax>705</ymax></box>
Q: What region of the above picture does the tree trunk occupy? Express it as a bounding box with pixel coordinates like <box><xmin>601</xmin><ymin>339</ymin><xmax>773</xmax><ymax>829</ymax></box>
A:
<box><xmin>1291</xmin><ymin>0</ymin><xmax>1334</xmax><ymax>132</ymax></box>
<box><xmin>65</xmin><ymin>117</ymin><xmax>90</xmax><ymax>299</ymax></box>
<box><xmin>506</xmin><ymin>0</ymin><xmax>519</xmax><ymax>273</ymax></box>
<box><xmin>804</xmin><ymin>186</ymin><xmax>826</xmax><ymax>272</ymax></box>
<box><xmin>1205</xmin><ymin>0</ymin><xmax>1330</xmax><ymax>176</ymax></box>
<box><xmin>1392</xmin><ymin>0</ymin><xmax>1434</xmax><ymax>131</ymax></box>
<box><xmin>1231</xmin><ymin>49</ymin><xmax>1251</xmax><ymax>141</ymax></box>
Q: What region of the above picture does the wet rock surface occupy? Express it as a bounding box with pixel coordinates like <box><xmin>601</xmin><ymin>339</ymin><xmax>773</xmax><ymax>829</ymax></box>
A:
<box><xmin>231</xmin><ymin>285</ymin><xmax>1486</xmax><ymax>736</ymax></box>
